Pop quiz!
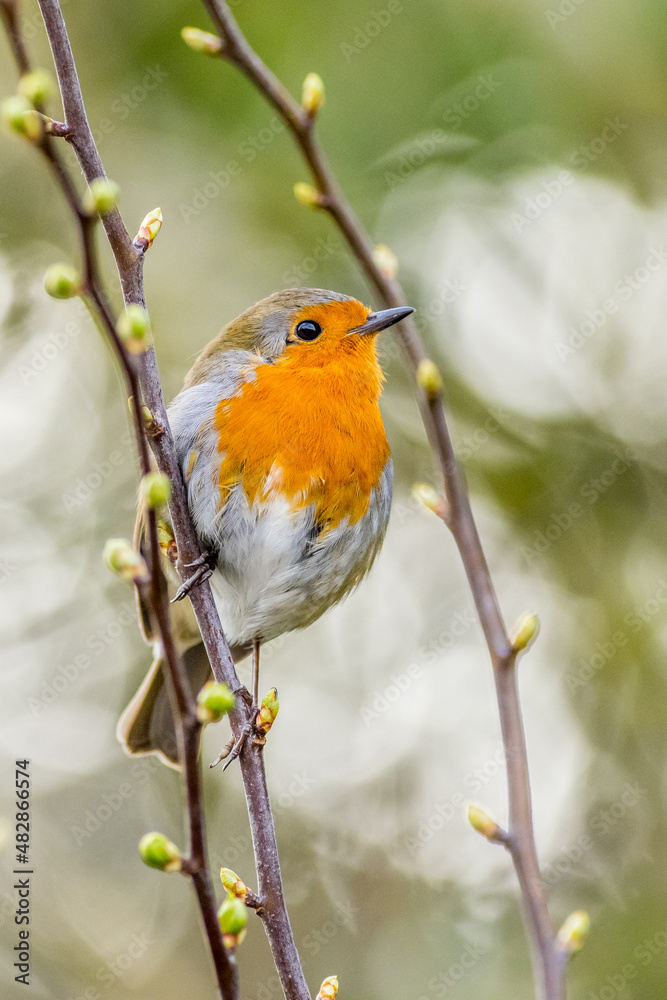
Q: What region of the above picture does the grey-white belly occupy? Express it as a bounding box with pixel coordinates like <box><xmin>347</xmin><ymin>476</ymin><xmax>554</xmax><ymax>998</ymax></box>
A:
<box><xmin>205</xmin><ymin>462</ymin><xmax>392</xmax><ymax>646</ymax></box>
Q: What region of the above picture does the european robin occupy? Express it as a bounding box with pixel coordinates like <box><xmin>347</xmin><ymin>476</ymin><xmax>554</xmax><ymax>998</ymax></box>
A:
<box><xmin>117</xmin><ymin>288</ymin><xmax>414</xmax><ymax>767</ymax></box>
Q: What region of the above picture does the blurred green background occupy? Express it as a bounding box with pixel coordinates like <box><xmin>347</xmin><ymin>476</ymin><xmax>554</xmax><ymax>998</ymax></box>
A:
<box><xmin>1</xmin><ymin>0</ymin><xmax>667</xmax><ymax>997</ymax></box>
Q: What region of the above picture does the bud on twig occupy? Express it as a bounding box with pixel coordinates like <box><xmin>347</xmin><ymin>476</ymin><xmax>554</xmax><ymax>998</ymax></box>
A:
<box><xmin>139</xmin><ymin>832</ymin><xmax>182</xmax><ymax>872</ymax></box>
<box><xmin>127</xmin><ymin>398</ymin><xmax>162</xmax><ymax>437</ymax></box>
<box><xmin>157</xmin><ymin>519</ymin><xmax>177</xmax><ymax>562</ymax></box>
<box><xmin>40</xmin><ymin>114</ymin><xmax>71</xmax><ymax>137</ymax></box>
<box><xmin>83</xmin><ymin>177</ymin><xmax>120</xmax><ymax>217</ymax></box>
<box><xmin>511</xmin><ymin>613</ymin><xmax>540</xmax><ymax>654</ymax></box>
<box><xmin>317</xmin><ymin>976</ymin><xmax>339</xmax><ymax>1000</ymax></box>
<box><xmin>412</xmin><ymin>482</ymin><xmax>449</xmax><ymax>522</ymax></box>
<box><xmin>103</xmin><ymin>538</ymin><xmax>149</xmax><ymax>585</ymax></box>
<box><xmin>416</xmin><ymin>358</ymin><xmax>443</xmax><ymax>400</ymax></box>
<box><xmin>44</xmin><ymin>263</ymin><xmax>82</xmax><ymax>299</ymax></box>
<box><xmin>117</xmin><ymin>304</ymin><xmax>152</xmax><ymax>354</ymax></box>
<box><xmin>138</xmin><ymin>403</ymin><xmax>162</xmax><ymax>437</ymax></box>
<box><xmin>556</xmin><ymin>910</ymin><xmax>590</xmax><ymax>955</ymax></box>
<box><xmin>218</xmin><ymin>894</ymin><xmax>249</xmax><ymax>942</ymax></box>
<box><xmin>17</xmin><ymin>68</ymin><xmax>54</xmax><ymax>105</ymax></box>
<box><xmin>293</xmin><ymin>182</ymin><xmax>326</xmax><ymax>209</ymax></box>
<box><xmin>181</xmin><ymin>26</ymin><xmax>223</xmax><ymax>56</ymax></box>
<box><xmin>133</xmin><ymin>207</ymin><xmax>163</xmax><ymax>251</ymax></box>
<box><xmin>371</xmin><ymin>244</ymin><xmax>398</xmax><ymax>280</ymax></box>
<box><xmin>2</xmin><ymin>96</ymin><xmax>43</xmax><ymax>141</ymax></box>
<box><xmin>220</xmin><ymin>868</ymin><xmax>248</xmax><ymax>898</ymax></box>
<box><xmin>256</xmin><ymin>688</ymin><xmax>279</xmax><ymax>736</ymax></box>
<box><xmin>301</xmin><ymin>72</ymin><xmax>325</xmax><ymax>117</ymax></box>
<box><xmin>222</xmin><ymin>929</ymin><xmax>247</xmax><ymax>950</ymax></box>
<box><xmin>467</xmin><ymin>804</ymin><xmax>505</xmax><ymax>844</ymax></box>
<box><xmin>197</xmin><ymin>682</ymin><xmax>235</xmax><ymax>724</ymax></box>
<box><xmin>139</xmin><ymin>472</ymin><xmax>172</xmax><ymax>510</ymax></box>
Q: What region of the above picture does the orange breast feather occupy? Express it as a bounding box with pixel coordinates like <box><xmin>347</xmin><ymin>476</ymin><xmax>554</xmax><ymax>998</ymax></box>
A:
<box><xmin>214</xmin><ymin>340</ymin><xmax>390</xmax><ymax>530</ymax></box>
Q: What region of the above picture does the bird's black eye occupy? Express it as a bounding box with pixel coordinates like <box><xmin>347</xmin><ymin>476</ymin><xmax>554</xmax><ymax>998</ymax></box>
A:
<box><xmin>295</xmin><ymin>320</ymin><xmax>322</xmax><ymax>341</ymax></box>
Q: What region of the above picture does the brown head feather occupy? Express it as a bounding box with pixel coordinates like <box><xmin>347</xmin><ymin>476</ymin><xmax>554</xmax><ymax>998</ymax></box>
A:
<box><xmin>184</xmin><ymin>288</ymin><xmax>355</xmax><ymax>387</ymax></box>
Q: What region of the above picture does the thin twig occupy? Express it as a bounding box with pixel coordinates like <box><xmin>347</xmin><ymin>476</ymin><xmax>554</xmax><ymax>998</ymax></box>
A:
<box><xmin>199</xmin><ymin>3</ymin><xmax>565</xmax><ymax>997</ymax></box>
<box><xmin>0</xmin><ymin>1</ymin><xmax>29</xmax><ymax>73</ymax></box>
<box><xmin>5</xmin><ymin>5</ymin><xmax>238</xmax><ymax>996</ymax></box>
<box><xmin>141</xmin><ymin>325</ymin><xmax>311</xmax><ymax>1000</ymax></box>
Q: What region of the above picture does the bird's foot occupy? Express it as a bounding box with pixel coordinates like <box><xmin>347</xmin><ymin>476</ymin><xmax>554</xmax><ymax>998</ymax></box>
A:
<box><xmin>221</xmin><ymin>712</ymin><xmax>263</xmax><ymax>771</ymax></box>
<box><xmin>221</xmin><ymin>721</ymin><xmax>253</xmax><ymax>771</ymax></box>
<box><xmin>209</xmin><ymin>687</ymin><xmax>277</xmax><ymax>771</ymax></box>
<box><xmin>209</xmin><ymin>735</ymin><xmax>235</xmax><ymax>769</ymax></box>
<box><xmin>171</xmin><ymin>550</ymin><xmax>217</xmax><ymax>602</ymax></box>
<box><xmin>209</xmin><ymin>696</ymin><xmax>267</xmax><ymax>770</ymax></box>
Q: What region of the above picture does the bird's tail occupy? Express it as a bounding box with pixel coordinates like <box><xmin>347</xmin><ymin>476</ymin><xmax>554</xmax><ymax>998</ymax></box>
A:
<box><xmin>116</xmin><ymin>641</ymin><xmax>210</xmax><ymax>769</ymax></box>
<box><xmin>116</xmin><ymin>638</ymin><xmax>251</xmax><ymax>770</ymax></box>
<box><xmin>118</xmin><ymin>493</ymin><xmax>251</xmax><ymax>768</ymax></box>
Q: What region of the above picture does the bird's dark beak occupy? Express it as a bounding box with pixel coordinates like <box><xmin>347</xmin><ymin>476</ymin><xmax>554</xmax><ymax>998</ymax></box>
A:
<box><xmin>349</xmin><ymin>305</ymin><xmax>415</xmax><ymax>337</ymax></box>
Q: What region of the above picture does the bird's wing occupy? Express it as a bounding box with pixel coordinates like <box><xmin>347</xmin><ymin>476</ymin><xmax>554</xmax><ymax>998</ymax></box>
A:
<box><xmin>167</xmin><ymin>352</ymin><xmax>264</xmax><ymax>550</ymax></box>
<box><xmin>132</xmin><ymin>350</ymin><xmax>263</xmax><ymax>641</ymax></box>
